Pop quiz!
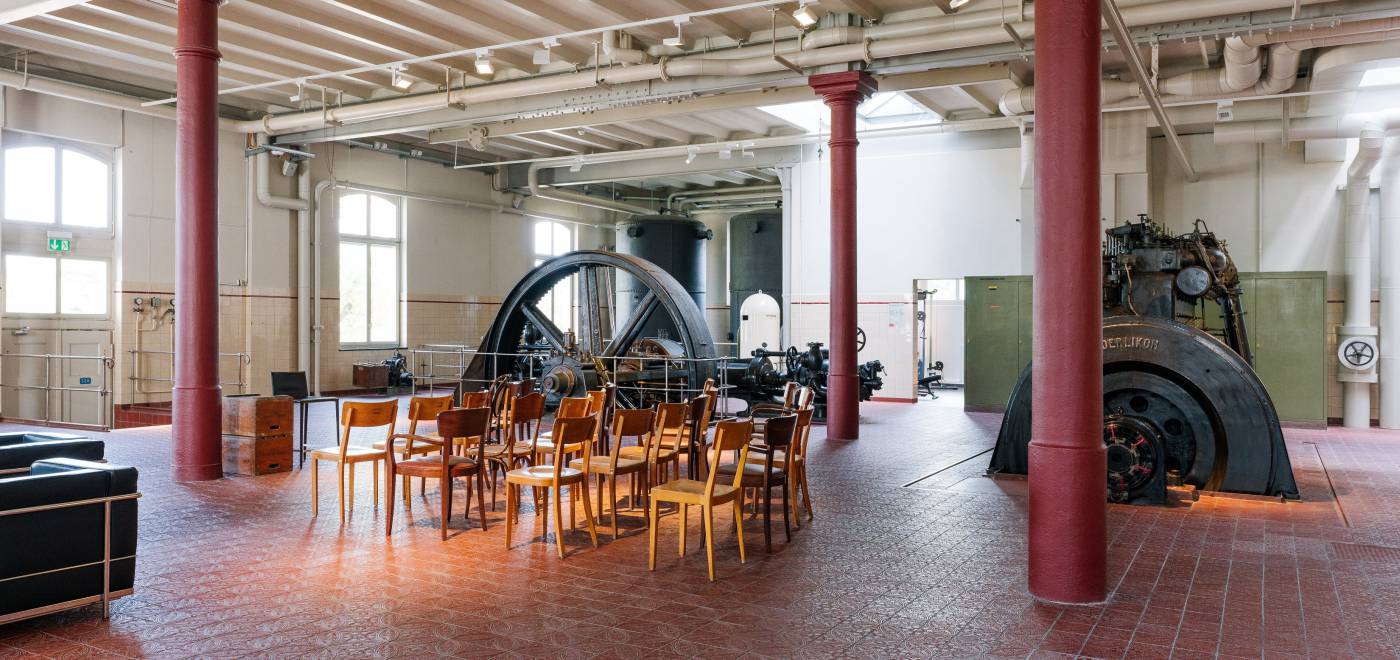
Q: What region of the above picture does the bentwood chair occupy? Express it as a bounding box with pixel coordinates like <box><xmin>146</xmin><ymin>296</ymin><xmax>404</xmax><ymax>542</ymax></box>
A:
<box><xmin>272</xmin><ymin>371</ymin><xmax>340</xmax><ymax>469</ymax></box>
<box><xmin>505</xmin><ymin>416</ymin><xmax>600</xmax><ymax>558</ymax></box>
<box><xmin>310</xmin><ymin>400</ymin><xmax>398</xmax><ymax>522</ymax></box>
<box><xmin>484</xmin><ymin>392</ymin><xmax>545</xmax><ymax>510</ymax></box>
<box><xmin>718</xmin><ymin>413</ymin><xmax>797</xmax><ymax>553</ymax></box>
<box><xmin>373</xmin><ymin>395</ymin><xmax>454</xmax><ymax>501</ymax></box>
<box><xmin>386</xmin><ymin>407</ymin><xmax>491</xmax><ymax>539</ymax></box>
<box><xmin>453</xmin><ymin>391</ymin><xmax>492</xmax><ymax>454</ymax></box>
<box><xmin>748</xmin><ymin>408</ymin><xmax>813</xmax><ymax>527</ymax></box>
<box><xmin>648</xmin><ymin>419</ymin><xmax>753</xmax><ymax>581</ymax></box>
<box><xmin>570</xmin><ymin>408</ymin><xmax>653</xmax><ymax>538</ymax></box>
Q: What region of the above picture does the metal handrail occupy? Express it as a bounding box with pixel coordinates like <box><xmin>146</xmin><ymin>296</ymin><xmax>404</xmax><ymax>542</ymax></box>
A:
<box><xmin>127</xmin><ymin>349</ymin><xmax>251</xmax><ymax>394</ymax></box>
<box><xmin>0</xmin><ymin>352</ymin><xmax>115</xmax><ymax>431</ymax></box>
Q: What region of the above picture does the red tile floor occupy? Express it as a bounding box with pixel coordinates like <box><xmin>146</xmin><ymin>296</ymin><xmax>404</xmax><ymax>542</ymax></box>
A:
<box><xmin>3</xmin><ymin>393</ymin><xmax>1400</xmax><ymax>659</ymax></box>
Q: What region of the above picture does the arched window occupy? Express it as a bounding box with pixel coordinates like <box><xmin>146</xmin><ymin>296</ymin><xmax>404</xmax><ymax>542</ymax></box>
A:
<box><xmin>533</xmin><ymin>221</ymin><xmax>574</xmax><ymax>329</ymax></box>
<box><xmin>339</xmin><ymin>192</ymin><xmax>401</xmax><ymax>347</ymax></box>
<box><xmin>3</xmin><ymin>140</ymin><xmax>112</xmax><ymax>228</ymax></box>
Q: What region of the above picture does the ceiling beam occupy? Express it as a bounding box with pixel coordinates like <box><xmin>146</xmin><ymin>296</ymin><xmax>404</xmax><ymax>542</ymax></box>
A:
<box><xmin>951</xmin><ymin>85</ymin><xmax>999</xmax><ymax>115</ymax></box>
<box><xmin>826</xmin><ymin>0</ymin><xmax>883</xmax><ymax>21</ymax></box>
<box><xmin>543</xmin><ymin>128</ymin><xmax>624</xmax><ymax>151</ymax></box>
<box><xmin>320</xmin><ymin>0</ymin><xmax>537</xmax><ymax>73</ymax></box>
<box><xmin>896</xmin><ymin>90</ymin><xmax>950</xmax><ymax>119</ymax></box>
<box><xmin>584</xmin><ymin>124</ymin><xmax>657</xmax><ymax>148</ymax></box>
<box><xmin>0</xmin><ymin>0</ymin><xmax>87</xmax><ymax>25</ymax></box>
<box><xmin>1101</xmin><ymin>0</ymin><xmax>1197</xmax><ymax>182</ymax></box>
<box><xmin>662</xmin><ymin>0</ymin><xmax>750</xmax><ymax>43</ymax></box>
<box><xmin>405</xmin><ymin>0</ymin><xmax>588</xmax><ymax>65</ymax></box>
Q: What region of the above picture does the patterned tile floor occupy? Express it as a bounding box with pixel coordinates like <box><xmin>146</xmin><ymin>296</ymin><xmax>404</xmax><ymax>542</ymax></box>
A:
<box><xmin>3</xmin><ymin>393</ymin><xmax>1400</xmax><ymax>659</ymax></box>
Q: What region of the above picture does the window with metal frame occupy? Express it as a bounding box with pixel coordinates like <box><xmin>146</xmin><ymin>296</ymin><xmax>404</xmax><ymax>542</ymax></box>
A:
<box><xmin>3</xmin><ymin>254</ymin><xmax>109</xmax><ymax>316</ymax></box>
<box><xmin>338</xmin><ymin>192</ymin><xmax>401</xmax><ymax>348</ymax></box>
<box><xmin>533</xmin><ymin>221</ymin><xmax>575</xmax><ymax>331</ymax></box>
<box><xmin>3</xmin><ymin>137</ymin><xmax>113</xmax><ymax>229</ymax></box>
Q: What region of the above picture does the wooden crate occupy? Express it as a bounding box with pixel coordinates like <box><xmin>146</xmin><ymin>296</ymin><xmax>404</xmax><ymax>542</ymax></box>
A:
<box><xmin>222</xmin><ymin>433</ymin><xmax>293</xmax><ymax>476</ymax></box>
<box><xmin>353</xmin><ymin>363</ymin><xmax>390</xmax><ymax>390</ymax></box>
<box><xmin>222</xmin><ymin>395</ymin><xmax>293</xmax><ymax>437</ymax></box>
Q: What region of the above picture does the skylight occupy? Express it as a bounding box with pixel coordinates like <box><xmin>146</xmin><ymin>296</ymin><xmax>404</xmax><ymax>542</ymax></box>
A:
<box><xmin>757</xmin><ymin>92</ymin><xmax>943</xmax><ymax>134</ymax></box>
<box><xmin>1360</xmin><ymin>65</ymin><xmax>1400</xmax><ymax>88</ymax></box>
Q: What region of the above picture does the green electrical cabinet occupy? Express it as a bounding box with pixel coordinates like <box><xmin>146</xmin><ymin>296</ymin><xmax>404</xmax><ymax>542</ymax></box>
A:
<box><xmin>963</xmin><ymin>272</ymin><xmax>1326</xmax><ymax>425</ymax></box>
<box><xmin>964</xmin><ymin>276</ymin><xmax>1032</xmax><ymax>411</ymax></box>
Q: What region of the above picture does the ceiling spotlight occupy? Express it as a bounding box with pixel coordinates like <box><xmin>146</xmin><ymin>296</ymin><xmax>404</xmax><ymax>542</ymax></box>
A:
<box><xmin>390</xmin><ymin>66</ymin><xmax>412</xmax><ymax>90</ymax></box>
<box><xmin>474</xmin><ymin>51</ymin><xmax>495</xmax><ymax>76</ymax></box>
<box><xmin>718</xmin><ymin>146</ymin><xmax>733</xmax><ymax>160</ymax></box>
<box><xmin>685</xmin><ymin>146</ymin><xmax>699</xmax><ymax>164</ymax></box>
<box><xmin>663</xmin><ymin>17</ymin><xmax>690</xmax><ymax>48</ymax></box>
<box><xmin>793</xmin><ymin>2</ymin><xmax>820</xmax><ymax>27</ymax></box>
<box><xmin>533</xmin><ymin>37</ymin><xmax>559</xmax><ymax>65</ymax></box>
<box><xmin>569</xmin><ymin>156</ymin><xmax>585</xmax><ymax>173</ymax></box>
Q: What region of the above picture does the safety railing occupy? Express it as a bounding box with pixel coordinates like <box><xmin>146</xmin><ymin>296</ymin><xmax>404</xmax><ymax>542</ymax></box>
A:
<box><xmin>409</xmin><ymin>345</ymin><xmax>743</xmax><ymax>416</ymax></box>
<box><xmin>126</xmin><ymin>349</ymin><xmax>252</xmax><ymax>395</ymax></box>
<box><xmin>0</xmin><ymin>352</ymin><xmax>116</xmax><ymax>431</ymax></box>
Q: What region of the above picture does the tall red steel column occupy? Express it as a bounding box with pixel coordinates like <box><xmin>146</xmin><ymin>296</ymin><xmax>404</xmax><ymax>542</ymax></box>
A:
<box><xmin>171</xmin><ymin>0</ymin><xmax>224</xmax><ymax>482</ymax></box>
<box><xmin>810</xmin><ymin>71</ymin><xmax>876</xmax><ymax>441</ymax></box>
<box><xmin>1028</xmin><ymin>0</ymin><xmax>1107</xmax><ymax>602</ymax></box>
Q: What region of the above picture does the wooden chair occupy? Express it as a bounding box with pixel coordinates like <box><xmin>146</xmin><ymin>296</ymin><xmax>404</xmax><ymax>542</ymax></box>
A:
<box><xmin>310</xmin><ymin>400</ymin><xmax>397</xmax><ymax>522</ymax></box>
<box><xmin>535</xmin><ymin>396</ymin><xmax>591</xmax><ymax>463</ymax></box>
<box><xmin>453</xmin><ymin>391</ymin><xmax>492</xmax><ymax>454</ymax></box>
<box><xmin>648</xmin><ymin>419</ymin><xmax>753</xmax><ymax>581</ymax></box>
<box><xmin>794</xmin><ymin>386</ymin><xmax>816</xmax><ymax>411</ymax></box>
<box><xmin>505</xmin><ymin>415</ymin><xmax>600</xmax><ymax>558</ymax></box>
<box><xmin>386</xmin><ymin>407</ymin><xmax>491</xmax><ymax>539</ymax></box>
<box><xmin>748</xmin><ymin>408</ymin><xmax>813</xmax><ymax>527</ymax></box>
<box><xmin>372</xmin><ymin>395</ymin><xmax>453</xmax><ymax>501</ymax></box>
<box><xmin>679</xmin><ymin>394</ymin><xmax>714</xmax><ymax>479</ymax></box>
<box><xmin>570</xmin><ymin>408</ymin><xmax>653</xmax><ymax>539</ymax></box>
<box><xmin>484</xmin><ymin>392</ymin><xmax>545</xmax><ymax>509</ymax></box>
<box><xmin>636</xmin><ymin>401</ymin><xmax>687</xmax><ymax>485</ymax></box>
<box><xmin>717</xmin><ymin>413</ymin><xmax>797</xmax><ymax>553</ymax></box>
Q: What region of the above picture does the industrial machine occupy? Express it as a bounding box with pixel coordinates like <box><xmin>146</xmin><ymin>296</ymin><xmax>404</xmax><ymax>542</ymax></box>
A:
<box><xmin>723</xmin><ymin>337</ymin><xmax>886</xmax><ymax>420</ymax></box>
<box><xmin>728</xmin><ymin>210</ymin><xmax>783</xmax><ymax>342</ymax></box>
<box><xmin>988</xmin><ymin>216</ymin><xmax>1299</xmax><ymax>504</ymax></box>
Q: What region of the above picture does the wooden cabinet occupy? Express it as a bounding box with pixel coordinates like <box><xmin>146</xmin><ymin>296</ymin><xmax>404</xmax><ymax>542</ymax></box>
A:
<box><xmin>221</xmin><ymin>394</ymin><xmax>294</xmax><ymax>476</ymax></box>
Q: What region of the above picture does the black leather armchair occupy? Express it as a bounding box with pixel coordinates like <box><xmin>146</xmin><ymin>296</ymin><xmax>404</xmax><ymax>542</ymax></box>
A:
<box><xmin>0</xmin><ymin>458</ymin><xmax>138</xmax><ymax>625</ymax></box>
<box><xmin>0</xmin><ymin>432</ymin><xmax>104</xmax><ymax>474</ymax></box>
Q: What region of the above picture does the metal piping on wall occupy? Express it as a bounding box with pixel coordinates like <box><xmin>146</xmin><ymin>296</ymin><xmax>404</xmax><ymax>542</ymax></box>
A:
<box><xmin>252</xmin><ymin>136</ymin><xmax>314</xmax><ymax>376</ymax></box>
<box><xmin>1382</xmin><ymin>137</ymin><xmax>1400</xmax><ymax>428</ymax></box>
<box><xmin>1342</xmin><ymin>125</ymin><xmax>1384</xmax><ymax>429</ymax></box>
<box><xmin>526</xmin><ymin>162</ymin><xmax>653</xmax><ymax>215</ymax></box>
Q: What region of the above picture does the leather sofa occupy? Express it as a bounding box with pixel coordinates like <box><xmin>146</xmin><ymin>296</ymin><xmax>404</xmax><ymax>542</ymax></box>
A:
<box><xmin>0</xmin><ymin>458</ymin><xmax>138</xmax><ymax>624</ymax></box>
<box><xmin>0</xmin><ymin>432</ymin><xmax>104</xmax><ymax>473</ymax></box>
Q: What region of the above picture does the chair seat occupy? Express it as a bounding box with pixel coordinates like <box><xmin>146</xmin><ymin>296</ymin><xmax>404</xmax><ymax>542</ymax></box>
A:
<box><xmin>310</xmin><ymin>445</ymin><xmax>382</xmax><ymax>462</ymax></box>
<box><xmin>372</xmin><ymin>438</ymin><xmax>440</xmax><ymax>455</ymax></box>
<box><xmin>650</xmin><ymin>478</ymin><xmax>739</xmax><ymax>505</ymax></box>
<box><xmin>395</xmin><ymin>456</ymin><xmax>478</xmax><ymax>477</ymax></box>
<box><xmin>297</xmin><ymin>396</ymin><xmax>338</xmax><ymax>405</ymax></box>
<box><xmin>746</xmin><ymin>450</ymin><xmax>794</xmax><ymax>465</ymax></box>
<box><xmin>715</xmin><ymin>462</ymin><xmax>787</xmax><ymax>487</ymax></box>
<box><xmin>568</xmin><ymin>455</ymin><xmax>646</xmax><ymax>474</ymax></box>
<box><xmin>484</xmin><ymin>443</ymin><xmax>532</xmax><ymax>458</ymax></box>
<box><xmin>506</xmin><ymin>464</ymin><xmax>586</xmax><ymax>486</ymax></box>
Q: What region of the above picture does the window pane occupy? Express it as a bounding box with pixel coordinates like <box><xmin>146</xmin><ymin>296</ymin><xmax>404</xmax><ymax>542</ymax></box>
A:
<box><xmin>369</xmin><ymin>244</ymin><xmax>398</xmax><ymax>343</ymax></box>
<box><xmin>369</xmin><ymin>195</ymin><xmax>397</xmax><ymax>239</ymax></box>
<box><xmin>534</xmin><ymin>222</ymin><xmax>551</xmax><ymax>256</ymax></box>
<box><xmin>339</xmin><ymin>194</ymin><xmax>367</xmax><ymax>235</ymax></box>
<box><xmin>59</xmin><ymin>259</ymin><xmax>108</xmax><ymax>314</ymax></box>
<box><xmin>339</xmin><ymin>242</ymin><xmax>368</xmax><ymax>343</ymax></box>
<box><xmin>550</xmin><ymin>275</ymin><xmax>573</xmax><ymax>330</ymax></box>
<box><xmin>61</xmin><ymin>150</ymin><xmax>109</xmax><ymax>227</ymax></box>
<box><xmin>6</xmin><ymin>255</ymin><xmax>57</xmax><ymax>314</ymax></box>
<box><xmin>552</xmin><ymin>223</ymin><xmax>571</xmax><ymax>256</ymax></box>
<box><xmin>5</xmin><ymin>147</ymin><xmax>55</xmax><ymax>224</ymax></box>
<box><xmin>928</xmin><ymin>279</ymin><xmax>958</xmax><ymax>302</ymax></box>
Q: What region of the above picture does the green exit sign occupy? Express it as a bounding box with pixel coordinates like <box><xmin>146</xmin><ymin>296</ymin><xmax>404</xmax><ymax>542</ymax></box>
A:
<box><xmin>47</xmin><ymin>238</ymin><xmax>70</xmax><ymax>252</ymax></box>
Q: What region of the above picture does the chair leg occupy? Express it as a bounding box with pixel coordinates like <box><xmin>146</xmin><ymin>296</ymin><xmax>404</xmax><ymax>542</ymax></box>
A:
<box><xmin>678</xmin><ymin>503</ymin><xmax>687</xmax><ymax>556</ymax></box>
<box><xmin>568</xmin><ymin>483</ymin><xmax>577</xmax><ymax>530</ymax></box>
<box><xmin>441</xmin><ymin>476</ymin><xmax>452</xmax><ymax>541</ymax></box>
<box><xmin>337</xmin><ymin>462</ymin><xmax>346</xmax><ymax>524</ymax></box>
<box><xmin>385</xmin><ymin>465</ymin><xmax>396</xmax><ymax>537</ymax></box>
<box><xmin>373</xmin><ymin>460</ymin><xmax>379</xmax><ymax>507</ymax></box>
<box><xmin>595</xmin><ymin>474</ymin><xmax>605</xmax><ymax>526</ymax></box>
<box><xmin>703</xmin><ymin>504</ymin><xmax>716</xmax><ymax>582</ymax></box>
<box><xmin>609</xmin><ymin>475</ymin><xmax>619</xmax><ymax>539</ymax></box>
<box><xmin>476</xmin><ymin>471</ymin><xmax>489</xmax><ymax>531</ymax></box>
<box><xmin>580</xmin><ymin>482</ymin><xmax>598</xmax><ymax>549</ymax></box>
<box><xmin>403</xmin><ymin>472</ymin><xmax>411</xmax><ymax>504</ymax></box>
<box><xmin>763</xmin><ymin>486</ymin><xmax>772</xmax><ymax>553</ymax></box>
<box><xmin>801</xmin><ymin>466</ymin><xmax>814</xmax><ymax>520</ymax></box>
<box><xmin>782</xmin><ymin>481</ymin><xmax>791</xmax><ymax>543</ymax></box>
<box><xmin>733</xmin><ymin>498</ymin><xmax>746</xmax><ymax>564</ymax></box>
<box><xmin>647</xmin><ymin>499</ymin><xmax>658</xmax><ymax>571</ymax></box>
<box><xmin>348</xmin><ymin>462</ymin><xmax>356</xmax><ymax>514</ymax></box>
<box><xmin>490</xmin><ymin>463</ymin><xmax>498</xmax><ymax>511</ymax></box>
<box><xmin>551</xmin><ymin>485</ymin><xmax>566</xmax><ymax>559</ymax></box>
<box><xmin>789</xmin><ymin>477</ymin><xmax>801</xmax><ymax>530</ymax></box>
<box><xmin>311</xmin><ymin>458</ymin><xmax>319</xmax><ymax>516</ymax></box>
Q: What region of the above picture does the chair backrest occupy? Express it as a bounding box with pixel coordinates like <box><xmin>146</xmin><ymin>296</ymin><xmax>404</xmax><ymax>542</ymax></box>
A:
<box><xmin>506</xmin><ymin>392</ymin><xmax>546</xmax><ymax>453</ymax></box>
<box><xmin>587</xmin><ymin>384</ymin><xmax>616</xmax><ymax>448</ymax></box>
<box><xmin>610</xmin><ymin>408</ymin><xmax>655</xmax><ymax>463</ymax></box>
<box><xmin>686</xmin><ymin>394</ymin><xmax>712</xmax><ymax>445</ymax></box>
<box><xmin>781</xmin><ymin>382</ymin><xmax>800</xmax><ymax>408</ymax></box>
<box><xmin>761</xmin><ymin>413</ymin><xmax>798</xmax><ymax>472</ymax></box>
<box><xmin>654</xmin><ymin>401</ymin><xmax>689</xmax><ymax>451</ymax></box>
<box><xmin>548</xmin><ymin>416</ymin><xmax>596</xmax><ymax>478</ymax></box>
<box><xmin>557</xmin><ymin>396</ymin><xmax>591</xmax><ymax>418</ymax></box>
<box><xmin>794</xmin><ymin>386</ymin><xmax>816</xmax><ymax>411</ymax></box>
<box><xmin>339</xmin><ymin>400</ymin><xmax>399</xmax><ymax>459</ymax></box>
<box><xmin>460</xmin><ymin>390</ymin><xmax>491</xmax><ymax>409</ymax></box>
<box><xmin>406</xmin><ymin>396</ymin><xmax>454</xmax><ymax>433</ymax></box>
<box><xmin>437</xmin><ymin>407</ymin><xmax>491</xmax><ymax>466</ymax></box>
<box><xmin>492</xmin><ymin>379</ymin><xmax>521</xmax><ymax>426</ymax></box>
<box><xmin>270</xmin><ymin>371</ymin><xmax>311</xmax><ymax>400</ymax></box>
<box><xmin>706</xmin><ymin>419</ymin><xmax>754</xmax><ymax>497</ymax></box>
<box><xmin>518</xmin><ymin>378</ymin><xmax>536</xmax><ymax>394</ymax></box>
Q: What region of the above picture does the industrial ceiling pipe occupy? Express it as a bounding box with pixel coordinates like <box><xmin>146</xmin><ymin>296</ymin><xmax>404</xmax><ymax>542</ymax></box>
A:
<box><xmin>252</xmin><ymin>135</ymin><xmax>313</xmax><ymax>376</ymax></box>
<box><xmin>526</xmin><ymin>162</ymin><xmax>653</xmax><ymax>215</ymax></box>
<box><xmin>1342</xmin><ymin>125</ymin><xmax>1384</xmax><ymax>429</ymax></box>
<box><xmin>230</xmin><ymin>0</ymin><xmax>1342</xmax><ymax>136</ymax></box>
<box><xmin>1381</xmin><ymin>137</ymin><xmax>1400</xmax><ymax>428</ymax></box>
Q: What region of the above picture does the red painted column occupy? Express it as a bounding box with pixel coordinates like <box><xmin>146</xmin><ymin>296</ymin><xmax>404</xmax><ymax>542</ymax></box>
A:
<box><xmin>171</xmin><ymin>0</ymin><xmax>224</xmax><ymax>482</ymax></box>
<box><xmin>1028</xmin><ymin>0</ymin><xmax>1107</xmax><ymax>602</ymax></box>
<box><xmin>810</xmin><ymin>71</ymin><xmax>876</xmax><ymax>441</ymax></box>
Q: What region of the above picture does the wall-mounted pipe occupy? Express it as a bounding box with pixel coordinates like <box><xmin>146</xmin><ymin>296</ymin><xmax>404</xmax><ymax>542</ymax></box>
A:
<box><xmin>666</xmin><ymin>184</ymin><xmax>781</xmax><ymax>209</ymax></box>
<box><xmin>602</xmin><ymin>30</ymin><xmax>650</xmax><ymax>65</ymax></box>
<box><xmin>1342</xmin><ymin>125</ymin><xmax>1384</xmax><ymax>429</ymax></box>
<box><xmin>0</xmin><ymin>68</ymin><xmax>242</xmax><ymax>130</ymax></box>
<box><xmin>252</xmin><ymin>137</ymin><xmax>314</xmax><ymax>376</ymax></box>
<box><xmin>1213</xmin><ymin>109</ymin><xmax>1400</xmax><ymax>143</ymax></box>
<box><xmin>232</xmin><ymin>0</ymin><xmax>1342</xmax><ymax>136</ymax></box>
<box><xmin>1381</xmin><ymin>136</ymin><xmax>1400</xmax><ymax>428</ymax></box>
<box><xmin>526</xmin><ymin>162</ymin><xmax>653</xmax><ymax>215</ymax></box>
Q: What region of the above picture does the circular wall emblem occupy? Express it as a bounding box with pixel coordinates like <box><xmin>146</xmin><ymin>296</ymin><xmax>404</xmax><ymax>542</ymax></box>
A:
<box><xmin>1338</xmin><ymin>337</ymin><xmax>1378</xmax><ymax>370</ymax></box>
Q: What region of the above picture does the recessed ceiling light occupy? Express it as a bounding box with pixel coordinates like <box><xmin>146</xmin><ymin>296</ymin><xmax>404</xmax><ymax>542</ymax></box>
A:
<box><xmin>793</xmin><ymin>2</ymin><xmax>820</xmax><ymax>27</ymax></box>
<box><xmin>474</xmin><ymin>51</ymin><xmax>495</xmax><ymax>76</ymax></box>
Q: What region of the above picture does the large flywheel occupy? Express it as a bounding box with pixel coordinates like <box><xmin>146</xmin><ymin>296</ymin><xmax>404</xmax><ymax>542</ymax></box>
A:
<box><xmin>463</xmin><ymin>251</ymin><xmax>716</xmax><ymax>407</ymax></box>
